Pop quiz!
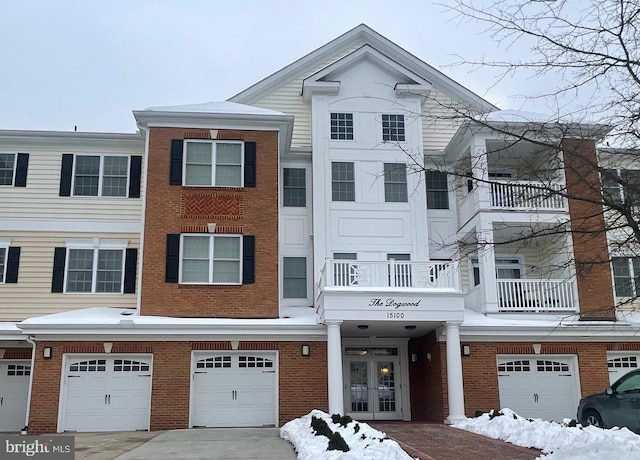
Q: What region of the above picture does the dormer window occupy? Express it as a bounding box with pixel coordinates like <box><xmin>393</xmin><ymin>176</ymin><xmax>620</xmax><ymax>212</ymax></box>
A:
<box><xmin>382</xmin><ymin>114</ymin><xmax>405</xmax><ymax>142</ymax></box>
<box><xmin>330</xmin><ymin>113</ymin><xmax>354</xmax><ymax>140</ymax></box>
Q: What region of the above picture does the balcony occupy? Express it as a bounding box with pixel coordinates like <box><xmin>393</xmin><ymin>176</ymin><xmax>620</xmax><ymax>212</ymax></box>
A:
<box><xmin>459</xmin><ymin>180</ymin><xmax>566</xmax><ymax>226</ymax></box>
<box><xmin>316</xmin><ymin>260</ymin><xmax>465</xmax><ymax>323</ymax></box>
<box><xmin>490</xmin><ymin>181</ymin><xmax>565</xmax><ymax>210</ymax></box>
<box><xmin>497</xmin><ymin>279</ymin><xmax>576</xmax><ymax>313</ymax></box>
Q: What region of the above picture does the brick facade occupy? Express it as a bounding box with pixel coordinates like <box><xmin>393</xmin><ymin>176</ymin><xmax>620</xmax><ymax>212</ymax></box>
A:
<box><xmin>562</xmin><ymin>138</ymin><xmax>616</xmax><ymax>320</ymax></box>
<box><xmin>140</xmin><ymin>127</ymin><xmax>280</xmax><ymax>318</ymax></box>
<box><xmin>407</xmin><ymin>333</ymin><xmax>628</xmax><ymax>421</ymax></box>
<box><xmin>28</xmin><ymin>340</ymin><xmax>327</xmax><ymax>434</ymax></box>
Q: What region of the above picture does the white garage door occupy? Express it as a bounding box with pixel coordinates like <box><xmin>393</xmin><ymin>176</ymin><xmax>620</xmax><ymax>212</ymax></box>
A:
<box><xmin>191</xmin><ymin>352</ymin><xmax>277</xmax><ymax>428</ymax></box>
<box><xmin>0</xmin><ymin>360</ymin><xmax>30</xmax><ymax>431</ymax></box>
<box><xmin>497</xmin><ymin>356</ymin><xmax>580</xmax><ymax>422</ymax></box>
<box><xmin>61</xmin><ymin>355</ymin><xmax>152</xmax><ymax>432</ymax></box>
<box><xmin>607</xmin><ymin>352</ymin><xmax>640</xmax><ymax>384</ymax></box>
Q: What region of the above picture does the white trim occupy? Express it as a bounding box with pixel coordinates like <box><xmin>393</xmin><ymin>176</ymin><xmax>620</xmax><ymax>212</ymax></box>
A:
<box><xmin>70</xmin><ymin>154</ymin><xmax>131</xmax><ymax>198</ymax></box>
<box><xmin>179</xmin><ymin>234</ymin><xmax>243</xmax><ymax>285</ymax></box>
<box><xmin>63</xmin><ymin>244</ymin><xmax>128</xmax><ymax>294</ymax></box>
<box><xmin>182</xmin><ymin>140</ymin><xmax>244</xmax><ymax>188</ymax></box>
<box><xmin>0</xmin><ymin>152</ymin><xmax>17</xmax><ymax>187</ymax></box>
<box><xmin>342</xmin><ymin>337</ymin><xmax>411</xmax><ymax>421</ymax></box>
<box><xmin>57</xmin><ymin>353</ymin><xmax>153</xmax><ymax>433</ymax></box>
<box><xmin>0</xmin><ymin>220</ymin><xmax>141</xmax><ymax>233</ymax></box>
<box><xmin>229</xmin><ymin>24</ymin><xmax>496</xmax><ymax>112</ymax></box>
<box><xmin>0</xmin><ymin>245</ymin><xmax>8</xmax><ymax>285</ymax></box>
<box><xmin>188</xmin><ymin>350</ymin><xmax>279</xmax><ymax>428</ymax></box>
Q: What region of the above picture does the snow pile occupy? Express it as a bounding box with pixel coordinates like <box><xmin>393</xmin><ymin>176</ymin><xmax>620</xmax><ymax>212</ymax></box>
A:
<box><xmin>454</xmin><ymin>408</ymin><xmax>640</xmax><ymax>460</ymax></box>
<box><xmin>280</xmin><ymin>410</ymin><xmax>413</xmax><ymax>460</ymax></box>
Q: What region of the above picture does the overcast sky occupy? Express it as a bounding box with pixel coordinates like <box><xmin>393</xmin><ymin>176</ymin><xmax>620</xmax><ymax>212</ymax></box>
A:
<box><xmin>0</xmin><ymin>0</ymin><xmax>560</xmax><ymax>133</ymax></box>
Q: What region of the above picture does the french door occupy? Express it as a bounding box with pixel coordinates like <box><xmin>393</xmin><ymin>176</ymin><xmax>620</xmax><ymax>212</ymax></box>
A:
<box><xmin>344</xmin><ymin>348</ymin><xmax>402</xmax><ymax>420</ymax></box>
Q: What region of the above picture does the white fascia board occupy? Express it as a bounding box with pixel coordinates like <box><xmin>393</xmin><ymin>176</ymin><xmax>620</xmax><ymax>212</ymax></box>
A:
<box><xmin>0</xmin><ymin>220</ymin><xmax>141</xmax><ymax>233</ymax></box>
<box><xmin>17</xmin><ymin>323</ymin><xmax>328</xmax><ymax>340</ymax></box>
<box><xmin>230</xmin><ymin>24</ymin><xmax>495</xmax><ymax>113</ymax></box>
<box><xmin>0</xmin><ymin>130</ymin><xmax>144</xmax><ymax>151</ymax></box>
<box><xmin>452</xmin><ymin>323</ymin><xmax>639</xmax><ymax>342</ymax></box>
<box><xmin>134</xmin><ymin>112</ymin><xmax>294</xmax><ymax>154</ymax></box>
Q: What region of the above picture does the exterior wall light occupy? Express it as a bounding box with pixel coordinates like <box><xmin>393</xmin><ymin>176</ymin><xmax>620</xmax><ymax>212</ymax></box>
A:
<box><xmin>301</xmin><ymin>345</ymin><xmax>310</xmax><ymax>357</ymax></box>
<box><xmin>43</xmin><ymin>347</ymin><xmax>52</xmax><ymax>359</ymax></box>
<box><xmin>462</xmin><ymin>345</ymin><xmax>471</xmax><ymax>357</ymax></box>
<box><xmin>411</xmin><ymin>353</ymin><xmax>418</xmax><ymax>363</ymax></box>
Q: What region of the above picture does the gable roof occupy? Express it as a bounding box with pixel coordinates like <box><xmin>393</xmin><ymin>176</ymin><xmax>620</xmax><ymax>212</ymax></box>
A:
<box><xmin>229</xmin><ymin>24</ymin><xmax>497</xmax><ymax>112</ymax></box>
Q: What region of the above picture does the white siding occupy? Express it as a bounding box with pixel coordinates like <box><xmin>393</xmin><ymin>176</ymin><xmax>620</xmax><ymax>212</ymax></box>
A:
<box><xmin>0</xmin><ymin>231</ymin><xmax>139</xmax><ymax>321</ymax></box>
<box><xmin>0</xmin><ymin>139</ymin><xmax>143</xmax><ymax>223</ymax></box>
<box><xmin>252</xmin><ymin>42</ymin><xmax>366</xmax><ymax>147</ymax></box>
<box><xmin>421</xmin><ymin>90</ymin><xmax>464</xmax><ymax>151</ymax></box>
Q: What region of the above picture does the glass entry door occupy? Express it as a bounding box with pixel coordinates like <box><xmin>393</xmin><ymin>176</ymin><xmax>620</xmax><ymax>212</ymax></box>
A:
<box><xmin>344</xmin><ymin>347</ymin><xmax>402</xmax><ymax>420</ymax></box>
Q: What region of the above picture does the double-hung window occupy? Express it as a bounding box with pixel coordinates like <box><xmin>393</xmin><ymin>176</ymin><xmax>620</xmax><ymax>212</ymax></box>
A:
<box><xmin>184</xmin><ymin>141</ymin><xmax>243</xmax><ymax>187</ymax></box>
<box><xmin>612</xmin><ymin>257</ymin><xmax>640</xmax><ymax>297</ymax></box>
<box><xmin>332</xmin><ymin>162</ymin><xmax>355</xmax><ymax>201</ymax></box>
<box><xmin>382</xmin><ymin>114</ymin><xmax>405</xmax><ymax>142</ymax></box>
<box><xmin>283</xmin><ymin>168</ymin><xmax>306</xmax><ymax>207</ymax></box>
<box><xmin>384</xmin><ymin>163</ymin><xmax>408</xmax><ymax>202</ymax></box>
<box><xmin>66</xmin><ymin>248</ymin><xmax>124</xmax><ymax>293</ymax></box>
<box><xmin>330</xmin><ymin>113</ymin><xmax>354</xmax><ymax>140</ymax></box>
<box><xmin>283</xmin><ymin>257</ymin><xmax>307</xmax><ymax>298</ymax></box>
<box><xmin>180</xmin><ymin>234</ymin><xmax>242</xmax><ymax>284</ymax></box>
<box><xmin>602</xmin><ymin>169</ymin><xmax>640</xmax><ymax>207</ymax></box>
<box><xmin>426</xmin><ymin>171</ymin><xmax>449</xmax><ymax>209</ymax></box>
<box><xmin>0</xmin><ymin>153</ymin><xmax>16</xmax><ymax>186</ymax></box>
<box><xmin>0</xmin><ymin>246</ymin><xmax>6</xmax><ymax>283</ymax></box>
<box><xmin>73</xmin><ymin>155</ymin><xmax>130</xmax><ymax>197</ymax></box>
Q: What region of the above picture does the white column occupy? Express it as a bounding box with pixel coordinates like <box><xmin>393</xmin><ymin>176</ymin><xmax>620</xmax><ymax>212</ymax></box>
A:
<box><xmin>444</xmin><ymin>322</ymin><xmax>466</xmax><ymax>424</ymax></box>
<box><xmin>326</xmin><ymin>321</ymin><xmax>344</xmax><ymax>415</ymax></box>
<box><xmin>471</xmin><ymin>136</ymin><xmax>491</xmax><ymax>207</ymax></box>
<box><xmin>477</xmin><ymin>217</ymin><xmax>498</xmax><ymax>313</ymax></box>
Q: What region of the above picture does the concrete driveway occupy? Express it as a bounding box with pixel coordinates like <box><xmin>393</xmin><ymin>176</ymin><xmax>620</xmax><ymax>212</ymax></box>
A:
<box><xmin>73</xmin><ymin>428</ymin><xmax>297</xmax><ymax>460</ymax></box>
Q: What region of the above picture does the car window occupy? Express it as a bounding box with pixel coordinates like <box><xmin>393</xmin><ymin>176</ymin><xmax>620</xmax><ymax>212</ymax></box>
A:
<box><xmin>616</xmin><ymin>373</ymin><xmax>640</xmax><ymax>393</ymax></box>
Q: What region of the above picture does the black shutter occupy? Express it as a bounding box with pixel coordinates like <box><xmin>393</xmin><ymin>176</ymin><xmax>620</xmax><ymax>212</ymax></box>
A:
<box><xmin>165</xmin><ymin>234</ymin><xmax>180</xmax><ymax>283</ymax></box>
<box><xmin>51</xmin><ymin>247</ymin><xmax>66</xmax><ymax>292</ymax></box>
<box><xmin>14</xmin><ymin>153</ymin><xmax>29</xmax><ymax>187</ymax></box>
<box><xmin>242</xmin><ymin>235</ymin><xmax>255</xmax><ymax>284</ymax></box>
<box><xmin>5</xmin><ymin>247</ymin><xmax>20</xmax><ymax>283</ymax></box>
<box><xmin>59</xmin><ymin>154</ymin><xmax>74</xmax><ymax>196</ymax></box>
<box><xmin>128</xmin><ymin>156</ymin><xmax>142</xmax><ymax>198</ymax></box>
<box><xmin>169</xmin><ymin>140</ymin><xmax>183</xmax><ymax>185</ymax></box>
<box><xmin>244</xmin><ymin>142</ymin><xmax>256</xmax><ymax>187</ymax></box>
<box><xmin>123</xmin><ymin>248</ymin><xmax>138</xmax><ymax>293</ymax></box>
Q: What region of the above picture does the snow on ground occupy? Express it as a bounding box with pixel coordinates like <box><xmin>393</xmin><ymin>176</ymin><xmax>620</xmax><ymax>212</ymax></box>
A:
<box><xmin>281</xmin><ymin>408</ymin><xmax>640</xmax><ymax>460</ymax></box>
<box><xmin>280</xmin><ymin>410</ymin><xmax>413</xmax><ymax>460</ymax></box>
<box><xmin>454</xmin><ymin>408</ymin><xmax>640</xmax><ymax>460</ymax></box>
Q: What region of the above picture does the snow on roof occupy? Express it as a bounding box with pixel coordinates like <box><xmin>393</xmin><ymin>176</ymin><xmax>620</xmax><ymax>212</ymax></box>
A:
<box><xmin>19</xmin><ymin>306</ymin><xmax>319</xmax><ymax>328</ymax></box>
<box><xmin>144</xmin><ymin>101</ymin><xmax>285</xmax><ymax>117</ymax></box>
<box><xmin>478</xmin><ymin>109</ymin><xmax>555</xmax><ymax>124</ymax></box>
<box><xmin>0</xmin><ymin>322</ymin><xmax>22</xmax><ymax>333</ymax></box>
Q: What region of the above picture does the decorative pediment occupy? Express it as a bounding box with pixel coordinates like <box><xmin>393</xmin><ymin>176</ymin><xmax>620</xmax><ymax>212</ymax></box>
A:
<box><xmin>302</xmin><ymin>45</ymin><xmax>432</xmax><ymax>101</ymax></box>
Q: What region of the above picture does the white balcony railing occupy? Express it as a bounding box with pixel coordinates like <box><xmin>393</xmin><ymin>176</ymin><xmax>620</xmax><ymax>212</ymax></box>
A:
<box><xmin>490</xmin><ymin>181</ymin><xmax>565</xmax><ymax>210</ymax></box>
<box><xmin>497</xmin><ymin>279</ymin><xmax>576</xmax><ymax>312</ymax></box>
<box><xmin>319</xmin><ymin>260</ymin><xmax>460</xmax><ymax>291</ymax></box>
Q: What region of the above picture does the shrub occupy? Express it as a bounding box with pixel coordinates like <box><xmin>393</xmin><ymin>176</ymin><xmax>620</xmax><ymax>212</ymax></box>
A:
<box><xmin>311</xmin><ymin>416</ymin><xmax>333</xmax><ymax>439</ymax></box>
<box><xmin>353</xmin><ymin>423</ymin><xmax>360</xmax><ymax>434</ymax></box>
<box><xmin>327</xmin><ymin>432</ymin><xmax>350</xmax><ymax>452</ymax></box>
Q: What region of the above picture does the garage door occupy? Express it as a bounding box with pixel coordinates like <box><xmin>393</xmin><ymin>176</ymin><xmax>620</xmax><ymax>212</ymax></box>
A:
<box><xmin>60</xmin><ymin>355</ymin><xmax>152</xmax><ymax>432</ymax></box>
<box><xmin>607</xmin><ymin>352</ymin><xmax>640</xmax><ymax>384</ymax></box>
<box><xmin>497</xmin><ymin>356</ymin><xmax>580</xmax><ymax>422</ymax></box>
<box><xmin>191</xmin><ymin>352</ymin><xmax>277</xmax><ymax>428</ymax></box>
<box><xmin>0</xmin><ymin>360</ymin><xmax>30</xmax><ymax>431</ymax></box>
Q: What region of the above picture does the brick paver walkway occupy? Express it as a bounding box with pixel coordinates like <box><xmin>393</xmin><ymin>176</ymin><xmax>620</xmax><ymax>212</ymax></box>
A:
<box><xmin>372</xmin><ymin>422</ymin><xmax>541</xmax><ymax>460</ymax></box>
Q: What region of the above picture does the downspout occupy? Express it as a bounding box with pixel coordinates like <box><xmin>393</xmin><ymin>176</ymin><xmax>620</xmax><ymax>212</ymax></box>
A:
<box><xmin>23</xmin><ymin>335</ymin><xmax>36</xmax><ymax>434</ymax></box>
